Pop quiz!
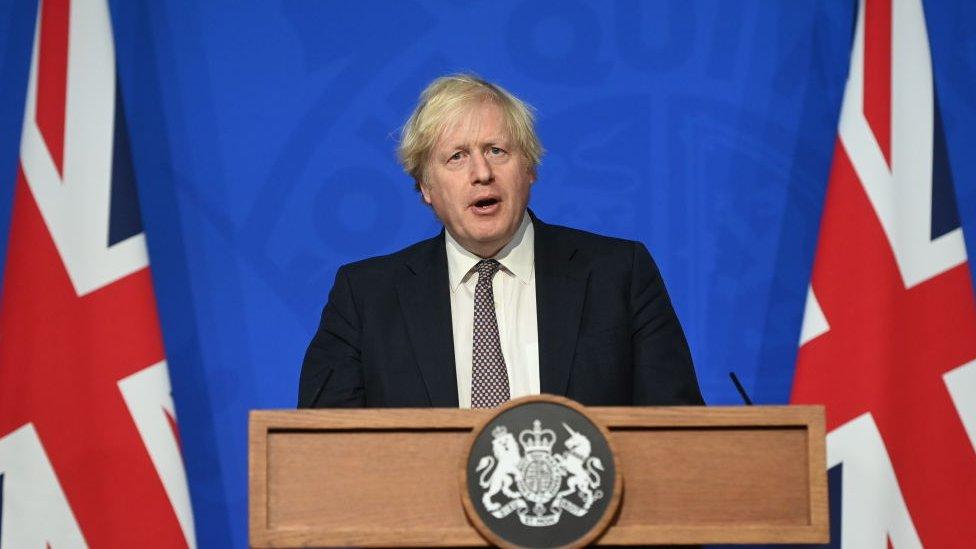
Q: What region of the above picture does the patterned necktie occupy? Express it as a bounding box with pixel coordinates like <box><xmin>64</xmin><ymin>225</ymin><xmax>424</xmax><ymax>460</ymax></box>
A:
<box><xmin>470</xmin><ymin>259</ymin><xmax>511</xmax><ymax>408</ymax></box>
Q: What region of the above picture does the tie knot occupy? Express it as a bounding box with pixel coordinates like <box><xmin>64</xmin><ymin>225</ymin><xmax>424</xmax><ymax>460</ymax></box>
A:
<box><xmin>476</xmin><ymin>259</ymin><xmax>501</xmax><ymax>280</ymax></box>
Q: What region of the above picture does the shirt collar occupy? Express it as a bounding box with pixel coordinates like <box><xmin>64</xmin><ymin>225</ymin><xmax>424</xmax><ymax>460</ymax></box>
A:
<box><xmin>445</xmin><ymin>212</ymin><xmax>535</xmax><ymax>292</ymax></box>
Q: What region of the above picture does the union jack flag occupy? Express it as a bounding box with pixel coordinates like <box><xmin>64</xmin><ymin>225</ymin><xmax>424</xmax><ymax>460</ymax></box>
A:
<box><xmin>0</xmin><ymin>0</ymin><xmax>195</xmax><ymax>546</ymax></box>
<box><xmin>792</xmin><ymin>0</ymin><xmax>976</xmax><ymax>547</ymax></box>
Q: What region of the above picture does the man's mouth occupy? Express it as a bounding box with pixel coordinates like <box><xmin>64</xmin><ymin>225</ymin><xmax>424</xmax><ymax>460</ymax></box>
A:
<box><xmin>471</xmin><ymin>197</ymin><xmax>500</xmax><ymax>211</ymax></box>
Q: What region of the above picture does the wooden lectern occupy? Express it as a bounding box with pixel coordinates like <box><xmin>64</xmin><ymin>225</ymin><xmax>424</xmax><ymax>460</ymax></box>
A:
<box><xmin>250</xmin><ymin>405</ymin><xmax>827</xmax><ymax>547</ymax></box>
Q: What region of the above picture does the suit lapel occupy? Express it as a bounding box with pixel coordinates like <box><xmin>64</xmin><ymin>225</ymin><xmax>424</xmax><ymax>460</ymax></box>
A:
<box><xmin>396</xmin><ymin>234</ymin><xmax>459</xmax><ymax>407</ymax></box>
<box><xmin>534</xmin><ymin>217</ymin><xmax>589</xmax><ymax>397</ymax></box>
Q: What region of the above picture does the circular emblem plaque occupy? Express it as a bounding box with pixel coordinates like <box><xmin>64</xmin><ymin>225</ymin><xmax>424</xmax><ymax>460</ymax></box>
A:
<box><xmin>461</xmin><ymin>395</ymin><xmax>622</xmax><ymax>549</ymax></box>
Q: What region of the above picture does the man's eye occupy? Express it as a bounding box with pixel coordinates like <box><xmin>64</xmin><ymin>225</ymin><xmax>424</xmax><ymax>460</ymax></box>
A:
<box><xmin>488</xmin><ymin>147</ymin><xmax>506</xmax><ymax>156</ymax></box>
<box><xmin>448</xmin><ymin>152</ymin><xmax>464</xmax><ymax>162</ymax></box>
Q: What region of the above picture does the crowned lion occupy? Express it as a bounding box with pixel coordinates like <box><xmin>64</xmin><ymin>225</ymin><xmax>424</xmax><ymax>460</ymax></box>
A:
<box><xmin>475</xmin><ymin>426</ymin><xmax>523</xmax><ymax>511</ymax></box>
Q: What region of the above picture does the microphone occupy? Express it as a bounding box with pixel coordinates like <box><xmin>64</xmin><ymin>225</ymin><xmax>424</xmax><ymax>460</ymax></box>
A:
<box><xmin>728</xmin><ymin>371</ymin><xmax>753</xmax><ymax>405</ymax></box>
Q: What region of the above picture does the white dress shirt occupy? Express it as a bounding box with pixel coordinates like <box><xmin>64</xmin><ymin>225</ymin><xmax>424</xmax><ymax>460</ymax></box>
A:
<box><xmin>445</xmin><ymin>214</ymin><xmax>540</xmax><ymax>408</ymax></box>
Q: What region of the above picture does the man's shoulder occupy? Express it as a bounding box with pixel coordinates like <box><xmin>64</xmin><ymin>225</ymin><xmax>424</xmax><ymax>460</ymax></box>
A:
<box><xmin>337</xmin><ymin>232</ymin><xmax>443</xmax><ymax>279</ymax></box>
<box><xmin>536</xmin><ymin>218</ymin><xmax>645</xmax><ymax>259</ymax></box>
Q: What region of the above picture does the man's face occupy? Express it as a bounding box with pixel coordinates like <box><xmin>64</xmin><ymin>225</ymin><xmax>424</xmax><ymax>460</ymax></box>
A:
<box><xmin>421</xmin><ymin>101</ymin><xmax>534</xmax><ymax>258</ymax></box>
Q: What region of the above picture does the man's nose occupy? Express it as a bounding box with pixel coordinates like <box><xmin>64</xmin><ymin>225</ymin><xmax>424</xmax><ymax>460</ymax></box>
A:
<box><xmin>470</xmin><ymin>151</ymin><xmax>492</xmax><ymax>184</ymax></box>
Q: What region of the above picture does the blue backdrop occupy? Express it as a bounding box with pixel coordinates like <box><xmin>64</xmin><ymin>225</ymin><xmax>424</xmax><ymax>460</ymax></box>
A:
<box><xmin>1</xmin><ymin>1</ymin><xmax>975</xmax><ymax>547</ymax></box>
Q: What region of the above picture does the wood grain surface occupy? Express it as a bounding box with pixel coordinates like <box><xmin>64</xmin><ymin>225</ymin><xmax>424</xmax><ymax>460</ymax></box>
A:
<box><xmin>249</xmin><ymin>404</ymin><xmax>827</xmax><ymax>547</ymax></box>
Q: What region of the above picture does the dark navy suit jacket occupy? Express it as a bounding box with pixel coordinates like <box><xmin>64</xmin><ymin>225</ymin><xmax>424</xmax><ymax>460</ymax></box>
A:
<box><xmin>298</xmin><ymin>215</ymin><xmax>704</xmax><ymax>408</ymax></box>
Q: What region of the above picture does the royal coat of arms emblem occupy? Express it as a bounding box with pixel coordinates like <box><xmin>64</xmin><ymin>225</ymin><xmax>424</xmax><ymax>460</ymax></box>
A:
<box><xmin>475</xmin><ymin>419</ymin><xmax>605</xmax><ymax>527</ymax></box>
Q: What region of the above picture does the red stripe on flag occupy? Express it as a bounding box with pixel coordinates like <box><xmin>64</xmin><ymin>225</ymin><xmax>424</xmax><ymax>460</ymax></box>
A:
<box><xmin>36</xmin><ymin>0</ymin><xmax>70</xmax><ymax>178</ymax></box>
<box><xmin>164</xmin><ymin>408</ymin><xmax>183</xmax><ymax>453</ymax></box>
<box><xmin>864</xmin><ymin>0</ymin><xmax>893</xmax><ymax>168</ymax></box>
<box><xmin>0</xmin><ymin>172</ymin><xmax>186</xmax><ymax>547</ymax></box>
<box><xmin>793</xmin><ymin>141</ymin><xmax>976</xmax><ymax>546</ymax></box>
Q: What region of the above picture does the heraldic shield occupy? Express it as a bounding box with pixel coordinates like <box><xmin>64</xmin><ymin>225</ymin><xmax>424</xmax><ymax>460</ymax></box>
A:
<box><xmin>461</xmin><ymin>395</ymin><xmax>621</xmax><ymax>549</ymax></box>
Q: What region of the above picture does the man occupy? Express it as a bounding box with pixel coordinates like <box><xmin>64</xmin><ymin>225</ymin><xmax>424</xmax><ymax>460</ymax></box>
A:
<box><xmin>299</xmin><ymin>74</ymin><xmax>703</xmax><ymax>408</ymax></box>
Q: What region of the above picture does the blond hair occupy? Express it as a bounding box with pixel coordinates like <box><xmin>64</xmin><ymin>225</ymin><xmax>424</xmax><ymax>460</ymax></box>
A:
<box><xmin>397</xmin><ymin>74</ymin><xmax>544</xmax><ymax>191</ymax></box>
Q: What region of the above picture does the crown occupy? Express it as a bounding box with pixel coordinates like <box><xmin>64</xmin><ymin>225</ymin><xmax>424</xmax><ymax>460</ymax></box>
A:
<box><xmin>519</xmin><ymin>420</ymin><xmax>556</xmax><ymax>453</ymax></box>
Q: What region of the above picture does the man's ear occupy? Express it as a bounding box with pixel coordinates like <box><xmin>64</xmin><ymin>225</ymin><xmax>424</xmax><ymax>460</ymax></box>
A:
<box><xmin>522</xmin><ymin>156</ymin><xmax>536</xmax><ymax>185</ymax></box>
<box><xmin>419</xmin><ymin>181</ymin><xmax>433</xmax><ymax>205</ymax></box>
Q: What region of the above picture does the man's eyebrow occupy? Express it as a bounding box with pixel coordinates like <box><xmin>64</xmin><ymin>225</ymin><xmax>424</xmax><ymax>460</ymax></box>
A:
<box><xmin>439</xmin><ymin>137</ymin><xmax>508</xmax><ymax>151</ymax></box>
